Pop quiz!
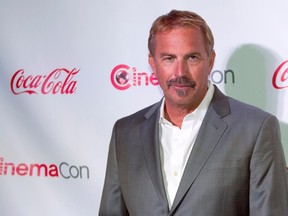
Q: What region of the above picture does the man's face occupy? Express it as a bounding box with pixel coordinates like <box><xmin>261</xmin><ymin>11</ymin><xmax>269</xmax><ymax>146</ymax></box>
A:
<box><xmin>149</xmin><ymin>27</ymin><xmax>215</xmax><ymax>111</ymax></box>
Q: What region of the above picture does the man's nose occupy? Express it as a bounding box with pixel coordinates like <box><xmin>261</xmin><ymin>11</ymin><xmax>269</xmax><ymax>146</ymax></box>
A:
<box><xmin>175</xmin><ymin>60</ymin><xmax>189</xmax><ymax>76</ymax></box>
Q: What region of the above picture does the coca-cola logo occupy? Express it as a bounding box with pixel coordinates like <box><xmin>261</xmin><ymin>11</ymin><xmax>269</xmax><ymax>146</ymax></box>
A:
<box><xmin>10</xmin><ymin>68</ymin><xmax>79</xmax><ymax>95</ymax></box>
<box><xmin>272</xmin><ymin>60</ymin><xmax>288</xmax><ymax>89</ymax></box>
<box><xmin>110</xmin><ymin>64</ymin><xmax>158</xmax><ymax>90</ymax></box>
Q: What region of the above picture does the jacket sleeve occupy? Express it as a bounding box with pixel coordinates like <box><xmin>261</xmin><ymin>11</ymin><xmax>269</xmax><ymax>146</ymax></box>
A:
<box><xmin>249</xmin><ymin>115</ymin><xmax>288</xmax><ymax>215</ymax></box>
<box><xmin>99</xmin><ymin>123</ymin><xmax>129</xmax><ymax>216</ymax></box>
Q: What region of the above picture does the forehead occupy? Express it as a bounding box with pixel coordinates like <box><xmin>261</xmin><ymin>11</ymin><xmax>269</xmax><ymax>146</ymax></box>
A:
<box><xmin>154</xmin><ymin>27</ymin><xmax>206</xmax><ymax>52</ymax></box>
<box><xmin>156</xmin><ymin>26</ymin><xmax>202</xmax><ymax>38</ymax></box>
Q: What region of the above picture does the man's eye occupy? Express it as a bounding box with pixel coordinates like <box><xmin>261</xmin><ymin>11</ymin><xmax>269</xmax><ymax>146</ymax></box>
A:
<box><xmin>188</xmin><ymin>55</ymin><xmax>198</xmax><ymax>61</ymax></box>
<box><xmin>163</xmin><ymin>56</ymin><xmax>174</xmax><ymax>61</ymax></box>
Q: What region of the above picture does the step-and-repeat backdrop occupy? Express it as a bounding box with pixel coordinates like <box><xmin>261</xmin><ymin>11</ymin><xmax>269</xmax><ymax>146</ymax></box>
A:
<box><xmin>1</xmin><ymin>0</ymin><xmax>287</xmax><ymax>215</ymax></box>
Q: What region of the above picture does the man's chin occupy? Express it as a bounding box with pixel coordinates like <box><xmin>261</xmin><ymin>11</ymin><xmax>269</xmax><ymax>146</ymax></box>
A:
<box><xmin>175</xmin><ymin>89</ymin><xmax>189</xmax><ymax>97</ymax></box>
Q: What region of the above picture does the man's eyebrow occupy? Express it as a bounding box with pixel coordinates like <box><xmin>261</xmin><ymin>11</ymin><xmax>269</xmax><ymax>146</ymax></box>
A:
<box><xmin>158</xmin><ymin>52</ymin><xmax>201</xmax><ymax>58</ymax></box>
<box><xmin>159</xmin><ymin>52</ymin><xmax>176</xmax><ymax>58</ymax></box>
<box><xmin>186</xmin><ymin>51</ymin><xmax>201</xmax><ymax>56</ymax></box>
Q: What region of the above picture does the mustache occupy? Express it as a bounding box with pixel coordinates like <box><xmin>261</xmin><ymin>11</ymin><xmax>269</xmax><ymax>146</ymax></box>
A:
<box><xmin>167</xmin><ymin>77</ymin><xmax>196</xmax><ymax>88</ymax></box>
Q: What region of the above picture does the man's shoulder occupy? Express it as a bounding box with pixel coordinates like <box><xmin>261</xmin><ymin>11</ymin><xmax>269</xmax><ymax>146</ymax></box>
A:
<box><xmin>212</xmin><ymin>85</ymin><xmax>272</xmax><ymax>120</ymax></box>
<box><xmin>116</xmin><ymin>100</ymin><xmax>162</xmax><ymax>124</ymax></box>
<box><xmin>228</xmin><ymin>96</ymin><xmax>267</xmax><ymax>112</ymax></box>
<box><xmin>227</xmin><ymin>96</ymin><xmax>273</xmax><ymax>120</ymax></box>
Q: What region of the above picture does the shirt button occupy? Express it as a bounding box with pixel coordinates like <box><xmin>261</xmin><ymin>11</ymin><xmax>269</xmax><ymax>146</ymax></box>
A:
<box><xmin>173</xmin><ymin>171</ymin><xmax>178</xmax><ymax>176</ymax></box>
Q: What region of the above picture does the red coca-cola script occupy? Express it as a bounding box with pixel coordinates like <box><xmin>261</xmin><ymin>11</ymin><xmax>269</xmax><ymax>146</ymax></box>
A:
<box><xmin>10</xmin><ymin>68</ymin><xmax>79</xmax><ymax>95</ymax></box>
<box><xmin>272</xmin><ymin>60</ymin><xmax>288</xmax><ymax>89</ymax></box>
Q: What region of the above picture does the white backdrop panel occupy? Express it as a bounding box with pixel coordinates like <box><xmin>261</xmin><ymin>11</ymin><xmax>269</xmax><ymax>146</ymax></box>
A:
<box><xmin>0</xmin><ymin>0</ymin><xmax>287</xmax><ymax>215</ymax></box>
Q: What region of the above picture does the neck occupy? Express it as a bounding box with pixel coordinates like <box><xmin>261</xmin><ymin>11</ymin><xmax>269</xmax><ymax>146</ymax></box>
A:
<box><xmin>164</xmin><ymin>104</ymin><xmax>195</xmax><ymax>128</ymax></box>
<box><xmin>163</xmin><ymin>84</ymin><xmax>210</xmax><ymax>128</ymax></box>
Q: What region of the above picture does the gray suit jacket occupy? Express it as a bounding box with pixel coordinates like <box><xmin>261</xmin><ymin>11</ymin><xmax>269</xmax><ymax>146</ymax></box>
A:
<box><xmin>99</xmin><ymin>86</ymin><xmax>288</xmax><ymax>216</ymax></box>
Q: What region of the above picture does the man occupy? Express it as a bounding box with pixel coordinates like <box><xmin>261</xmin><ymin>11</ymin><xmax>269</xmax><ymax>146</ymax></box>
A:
<box><xmin>99</xmin><ymin>10</ymin><xmax>288</xmax><ymax>215</ymax></box>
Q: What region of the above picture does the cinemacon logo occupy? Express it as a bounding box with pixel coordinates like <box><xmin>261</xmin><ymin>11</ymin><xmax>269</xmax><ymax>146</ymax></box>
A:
<box><xmin>10</xmin><ymin>68</ymin><xmax>79</xmax><ymax>95</ymax></box>
<box><xmin>110</xmin><ymin>64</ymin><xmax>236</xmax><ymax>90</ymax></box>
<box><xmin>0</xmin><ymin>157</ymin><xmax>89</xmax><ymax>179</ymax></box>
<box><xmin>273</xmin><ymin>60</ymin><xmax>288</xmax><ymax>89</ymax></box>
<box><xmin>110</xmin><ymin>64</ymin><xmax>159</xmax><ymax>90</ymax></box>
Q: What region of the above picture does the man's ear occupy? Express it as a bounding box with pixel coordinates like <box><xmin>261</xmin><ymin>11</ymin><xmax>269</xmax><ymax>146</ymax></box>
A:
<box><xmin>148</xmin><ymin>54</ymin><xmax>157</xmax><ymax>76</ymax></box>
<box><xmin>209</xmin><ymin>50</ymin><xmax>216</xmax><ymax>71</ymax></box>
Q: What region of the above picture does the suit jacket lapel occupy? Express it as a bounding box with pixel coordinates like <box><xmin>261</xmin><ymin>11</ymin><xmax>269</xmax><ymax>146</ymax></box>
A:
<box><xmin>171</xmin><ymin>86</ymin><xmax>230</xmax><ymax>212</ymax></box>
<box><xmin>140</xmin><ymin>101</ymin><xmax>169</xmax><ymax>211</ymax></box>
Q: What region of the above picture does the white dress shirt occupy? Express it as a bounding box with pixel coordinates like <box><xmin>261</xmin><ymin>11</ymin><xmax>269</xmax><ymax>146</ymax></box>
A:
<box><xmin>159</xmin><ymin>82</ymin><xmax>214</xmax><ymax>209</ymax></box>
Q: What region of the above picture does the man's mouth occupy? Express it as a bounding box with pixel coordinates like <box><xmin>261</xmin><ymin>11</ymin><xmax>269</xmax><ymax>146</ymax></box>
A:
<box><xmin>167</xmin><ymin>77</ymin><xmax>196</xmax><ymax>88</ymax></box>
